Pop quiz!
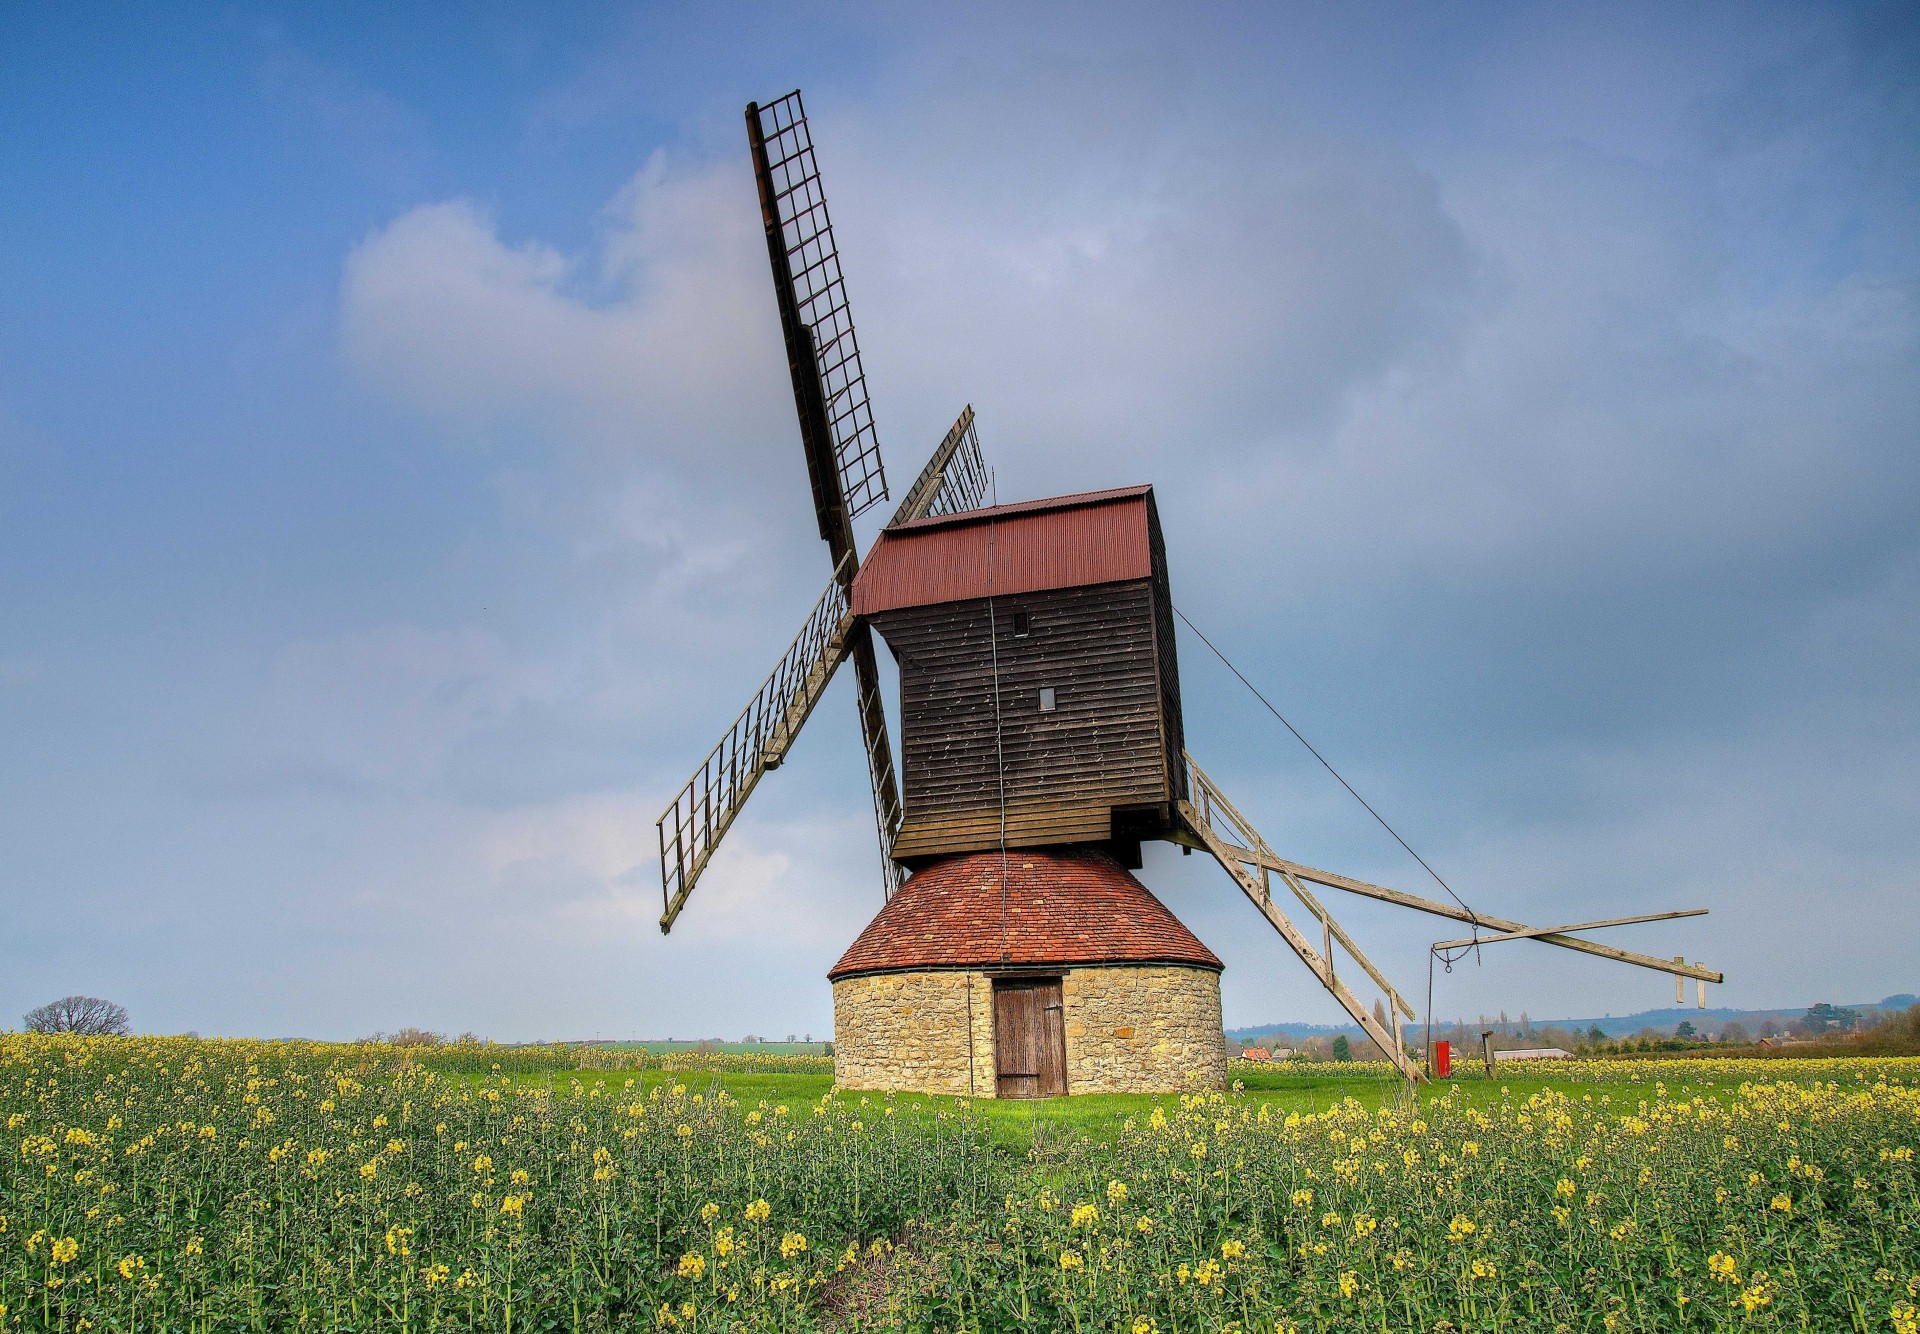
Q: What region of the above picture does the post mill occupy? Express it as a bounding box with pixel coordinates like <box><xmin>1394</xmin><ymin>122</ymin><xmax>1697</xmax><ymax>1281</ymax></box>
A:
<box><xmin>656</xmin><ymin>90</ymin><xmax>1723</xmax><ymax>1097</ymax></box>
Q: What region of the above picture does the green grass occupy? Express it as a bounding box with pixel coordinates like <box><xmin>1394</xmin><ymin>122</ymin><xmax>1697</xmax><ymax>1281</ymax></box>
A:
<box><xmin>492</xmin><ymin>1066</ymin><xmax>1718</xmax><ymax>1152</ymax></box>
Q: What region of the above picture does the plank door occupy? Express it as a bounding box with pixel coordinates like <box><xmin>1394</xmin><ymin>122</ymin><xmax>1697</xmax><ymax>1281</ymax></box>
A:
<box><xmin>993</xmin><ymin>977</ymin><xmax>1066</xmax><ymax>1098</ymax></box>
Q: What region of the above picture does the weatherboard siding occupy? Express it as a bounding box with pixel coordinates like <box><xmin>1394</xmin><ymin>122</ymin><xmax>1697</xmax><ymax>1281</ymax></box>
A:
<box><xmin>871</xmin><ymin>580</ymin><xmax>1172</xmax><ymax>861</ymax></box>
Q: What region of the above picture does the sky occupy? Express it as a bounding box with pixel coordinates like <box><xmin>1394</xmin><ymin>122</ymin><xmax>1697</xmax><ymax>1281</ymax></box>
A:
<box><xmin>2</xmin><ymin>2</ymin><xmax>1915</xmax><ymax>1042</ymax></box>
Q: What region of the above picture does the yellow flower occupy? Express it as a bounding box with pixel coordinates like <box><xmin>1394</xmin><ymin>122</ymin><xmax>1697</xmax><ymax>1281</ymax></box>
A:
<box><xmin>500</xmin><ymin>1194</ymin><xmax>525</xmax><ymax>1217</ymax></box>
<box><xmin>1221</xmin><ymin>1239</ymin><xmax>1247</xmax><ymax>1260</ymax></box>
<box><xmin>359</xmin><ymin>1159</ymin><xmax>378</xmax><ymax>1180</ymax></box>
<box><xmin>116</xmin><ymin>1254</ymin><xmax>146</xmax><ymax>1281</ymax></box>
<box><xmin>1447</xmin><ymin>1214</ymin><xmax>1476</xmax><ymax>1241</ymax></box>
<box><xmin>1470</xmin><ymin>1257</ymin><xmax>1497</xmax><ymax>1280</ymax></box>
<box><xmin>1352</xmin><ymin>1214</ymin><xmax>1377</xmax><ymax>1239</ymax></box>
<box><xmin>1736</xmin><ymin>1272</ymin><xmax>1774</xmax><ymax>1312</ymax></box>
<box><xmin>51</xmin><ymin>1236</ymin><xmax>79</xmax><ymax>1265</ymax></box>
<box><xmin>1189</xmin><ymin>1141</ymin><xmax>1207</xmax><ymax>1160</ymax></box>
<box><xmin>745</xmin><ymin>1198</ymin><xmax>771</xmax><ymax>1224</ymax></box>
<box><xmin>1106</xmin><ymin>1180</ymin><xmax>1128</xmax><ymax>1204</ymax></box>
<box><xmin>1338</xmin><ymin>1270</ymin><xmax>1359</xmax><ymax>1299</ymax></box>
<box><xmin>1131</xmin><ymin>1319</ymin><xmax>1159</xmax><ymax>1334</ymax></box>
<box><xmin>713</xmin><ymin>1228</ymin><xmax>736</xmax><ymax>1258</ymax></box>
<box><xmin>1071</xmin><ymin>1202</ymin><xmax>1099</xmax><ymax>1228</ymax></box>
<box><xmin>1769</xmin><ymin>1193</ymin><xmax>1792</xmax><ymax>1215</ymax></box>
<box><xmin>700</xmin><ymin>1201</ymin><xmax>720</xmax><ymax>1223</ymax></box>
<box><xmin>1058</xmin><ymin>1250</ymin><xmax>1084</xmax><ymax>1270</ymax></box>
<box><xmin>1707</xmin><ymin>1252</ymin><xmax>1739</xmax><ymax>1284</ymax></box>
<box><xmin>677</xmin><ymin>1252</ymin><xmax>706</xmax><ymax>1280</ymax></box>
<box><xmin>1555</xmin><ymin>1177</ymin><xmax>1577</xmax><ymax>1198</ymax></box>
<box><xmin>779</xmin><ymin>1231</ymin><xmax>807</xmax><ymax>1259</ymax></box>
<box><xmin>1136</xmin><ymin>1216</ymin><xmax>1155</xmax><ymax>1233</ymax></box>
<box><xmin>471</xmin><ymin>1154</ymin><xmax>492</xmax><ymax>1175</ymax></box>
<box><xmin>1290</xmin><ymin>1188</ymin><xmax>1313</xmax><ymax>1208</ymax></box>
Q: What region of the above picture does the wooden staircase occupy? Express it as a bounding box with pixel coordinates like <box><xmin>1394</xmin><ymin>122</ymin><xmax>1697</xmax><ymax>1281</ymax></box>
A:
<box><xmin>1176</xmin><ymin>753</ymin><xmax>1424</xmax><ymax>1081</ymax></box>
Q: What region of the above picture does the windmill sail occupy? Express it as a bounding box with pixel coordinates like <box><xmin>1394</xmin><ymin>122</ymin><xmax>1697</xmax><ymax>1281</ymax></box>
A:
<box><xmin>657</xmin><ymin>558</ymin><xmax>858</xmax><ymax>932</ymax></box>
<box><xmin>889</xmin><ymin>406</ymin><xmax>989</xmax><ymax>526</ymax></box>
<box><xmin>748</xmin><ymin>91</ymin><xmax>889</xmax><ymax>535</ymax></box>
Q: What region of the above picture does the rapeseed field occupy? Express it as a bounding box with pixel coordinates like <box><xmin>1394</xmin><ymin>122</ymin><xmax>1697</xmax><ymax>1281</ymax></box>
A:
<box><xmin>2</xmin><ymin>1035</ymin><xmax>1915</xmax><ymax>1331</ymax></box>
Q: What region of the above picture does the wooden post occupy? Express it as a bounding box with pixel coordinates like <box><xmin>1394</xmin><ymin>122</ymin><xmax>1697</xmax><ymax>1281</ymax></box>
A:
<box><xmin>1675</xmin><ymin>958</ymin><xmax>1685</xmax><ymax>1006</ymax></box>
<box><xmin>1480</xmin><ymin>1031</ymin><xmax>1495</xmax><ymax>1078</ymax></box>
<box><xmin>1697</xmin><ymin>978</ymin><xmax>1706</xmax><ymax>1009</ymax></box>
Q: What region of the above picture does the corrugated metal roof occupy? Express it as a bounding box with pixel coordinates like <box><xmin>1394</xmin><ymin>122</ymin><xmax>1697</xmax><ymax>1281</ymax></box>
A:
<box><xmin>828</xmin><ymin>847</ymin><xmax>1222</xmax><ymax>979</ymax></box>
<box><xmin>851</xmin><ymin>486</ymin><xmax>1154</xmax><ymax>615</ymax></box>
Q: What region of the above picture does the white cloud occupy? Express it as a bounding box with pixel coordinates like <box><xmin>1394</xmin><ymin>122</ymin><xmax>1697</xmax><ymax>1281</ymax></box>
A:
<box><xmin>340</xmin><ymin>156</ymin><xmax>790</xmax><ymax>462</ymax></box>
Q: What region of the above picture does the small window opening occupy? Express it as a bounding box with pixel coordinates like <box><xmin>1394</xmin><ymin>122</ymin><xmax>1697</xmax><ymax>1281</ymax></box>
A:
<box><xmin>1011</xmin><ymin>609</ymin><xmax>1030</xmax><ymax>638</ymax></box>
<box><xmin>1038</xmin><ymin>686</ymin><xmax>1057</xmax><ymax>712</ymax></box>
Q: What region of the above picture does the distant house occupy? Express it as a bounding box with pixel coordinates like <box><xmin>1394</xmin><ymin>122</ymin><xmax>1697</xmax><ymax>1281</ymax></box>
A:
<box><xmin>1270</xmin><ymin>1047</ymin><xmax>1296</xmax><ymax>1059</ymax></box>
<box><xmin>1240</xmin><ymin>1047</ymin><xmax>1272</xmax><ymax>1062</ymax></box>
<box><xmin>1492</xmin><ymin>1047</ymin><xmax>1572</xmax><ymax>1062</ymax></box>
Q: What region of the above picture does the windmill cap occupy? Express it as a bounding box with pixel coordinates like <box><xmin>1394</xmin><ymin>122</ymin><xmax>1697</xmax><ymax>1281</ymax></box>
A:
<box><xmin>851</xmin><ymin>486</ymin><xmax>1158</xmax><ymax>616</ymax></box>
<box><xmin>828</xmin><ymin>846</ymin><xmax>1222</xmax><ymax>980</ymax></box>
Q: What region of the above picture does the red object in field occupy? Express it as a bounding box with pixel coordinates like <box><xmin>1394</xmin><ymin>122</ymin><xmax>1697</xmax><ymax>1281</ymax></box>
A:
<box><xmin>1434</xmin><ymin>1041</ymin><xmax>1452</xmax><ymax>1078</ymax></box>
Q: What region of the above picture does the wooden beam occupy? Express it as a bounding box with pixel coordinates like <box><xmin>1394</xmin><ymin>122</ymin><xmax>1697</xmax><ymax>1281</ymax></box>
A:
<box><xmin>1431</xmin><ymin>909</ymin><xmax>1707</xmax><ymax>951</ymax></box>
<box><xmin>1177</xmin><ymin>808</ymin><xmax>1423</xmax><ymax>1081</ymax></box>
<box><xmin>1233</xmin><ymin>852</ymin><xmax>1724</xmax><ymax>984</ymax></box>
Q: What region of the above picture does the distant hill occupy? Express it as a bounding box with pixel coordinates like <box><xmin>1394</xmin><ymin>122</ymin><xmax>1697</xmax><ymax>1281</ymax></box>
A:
<box><xmin>1229</xmin><ymin>993</ymin><xmax>1917</xmax><ymax>1045</ymax></box>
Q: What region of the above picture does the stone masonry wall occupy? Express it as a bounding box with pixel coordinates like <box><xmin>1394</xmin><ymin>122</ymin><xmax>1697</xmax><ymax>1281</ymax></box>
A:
<box><xmin>832</xmin><ymin>970</ymin><xmax>996</xmax><ymax>1096</ymax></box>
<box><xmin>1062</xmin><ymin>965</ymin><xmax>1227</xmax><ymax>1094</ymax></box>
<box><xmin>833</xmin><ymin>965</ymin><xmax>1226</xmax><ymax>1097</ymax></box>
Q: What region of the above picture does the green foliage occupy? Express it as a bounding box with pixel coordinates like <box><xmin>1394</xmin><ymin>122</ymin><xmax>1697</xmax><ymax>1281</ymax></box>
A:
<box><xmin>3</xmin><ymin>1036</ymin><xmax>1918</xmax><ymax>1331</ymax></box>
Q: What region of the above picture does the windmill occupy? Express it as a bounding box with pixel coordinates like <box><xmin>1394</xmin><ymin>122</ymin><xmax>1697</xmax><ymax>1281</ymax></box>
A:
<box><xmin>657</xmin><ymin>90</ymin><xmax>1721</xmax><ymax>1095</ymax></box>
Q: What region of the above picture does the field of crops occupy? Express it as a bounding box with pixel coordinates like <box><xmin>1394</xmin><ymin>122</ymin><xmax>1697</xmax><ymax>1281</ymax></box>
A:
<box><xmin>3</xmin><ymin>1036</ymin><xmax>1917</xmax><ymax>1332</ymax></box>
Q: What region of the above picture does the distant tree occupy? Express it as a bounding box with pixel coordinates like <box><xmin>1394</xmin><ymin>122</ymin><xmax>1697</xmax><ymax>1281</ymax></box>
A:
<box><xmin>1332</xmin><ymin>1035</ymin><xmax>1353</xmax><ymax>1062</ymax></box>
<box><xmin>1805</xmin><ymin>1003</ymin><xmax>1859</xmax><ymax>1035</ymax></box>
<box><xmin>390</xmin><ymin>1028</ymin><xmax>445</xmax><ymax>1047</ymax></box>
<box><xmin>1675</xmin><ymin>1020</ymin><xmax>1696</xmax><ymax>1039</ymax></box>
<box><xmin>25</xmin><ymin>996</ymin><xmax>130</xmax><ymax>1036</ymax></box>
<box><xmin>1758</xmin><ymin>1019</ymin><xmax>1778</xmax><ymax>1039</ymax></box>
<box><xmin>1719</xmin><ymin>1021</ymin><xmax>1749</xmax><ymax>1045</ymax></box>
<box><xmin>1588</xmin><ymin>1025</ymin><xmax>1606</xmax><ymax>1044</ymax></box>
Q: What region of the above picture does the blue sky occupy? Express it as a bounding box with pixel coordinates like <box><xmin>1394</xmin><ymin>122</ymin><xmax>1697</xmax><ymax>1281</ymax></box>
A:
<box><xmin>3</xmin><ymin>3</ymin><xmax>1915</xmax><ymax>1040</ymax></box>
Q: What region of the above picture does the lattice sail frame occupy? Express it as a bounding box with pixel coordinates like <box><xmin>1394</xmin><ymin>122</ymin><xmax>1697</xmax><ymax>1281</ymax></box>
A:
<box><xmin>751</xmin><ymin>92</ymin><xmax>888</xmax><ymax>521</ymax></box>
<box><xmin>889</xmin><ymin>405</ymin><xmax>989</xmax><ymax>527</ymax></box>
<box><xmin>658</xmin><ymin>557</ymin><xmax>857</xmax><ymax>931</ymax></box>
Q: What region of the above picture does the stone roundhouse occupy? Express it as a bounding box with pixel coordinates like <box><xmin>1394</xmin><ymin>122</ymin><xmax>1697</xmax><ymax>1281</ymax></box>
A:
<box><xmin>829</xmin><ymin>848</ymin><xmax>1227</xmax><ymax>1097</ymax></box>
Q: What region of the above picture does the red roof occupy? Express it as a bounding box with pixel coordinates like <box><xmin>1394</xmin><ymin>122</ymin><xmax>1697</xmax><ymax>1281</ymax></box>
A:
<box><xmin>828</xmin><ymin>847</ymin><xmax>1221</xmax><ymax>979</ymax></box>
<box><xmin>850</xmin><ymin>486</ymin><xmax>1154</xmax><ymax>616</ymax></box>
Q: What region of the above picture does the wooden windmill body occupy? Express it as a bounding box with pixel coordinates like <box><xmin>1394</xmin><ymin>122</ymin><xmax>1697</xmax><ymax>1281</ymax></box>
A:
<box><xmin>656</xmin><ymin>91</ymin><xmax>1723</xmax><ymax>1097</ymax></box>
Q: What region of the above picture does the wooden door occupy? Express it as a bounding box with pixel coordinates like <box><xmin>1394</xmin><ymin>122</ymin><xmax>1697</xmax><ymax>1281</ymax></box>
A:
<box><xmin>994</xmin><ymin>977</ymin><xmax>1066</xmax><ymax>1098</ymax></box>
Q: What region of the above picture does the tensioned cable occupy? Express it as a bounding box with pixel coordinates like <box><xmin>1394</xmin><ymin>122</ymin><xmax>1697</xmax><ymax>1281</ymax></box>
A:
<box><xmin>1172</xmin><ymin>604</ymin><xmax>1483</xmax><ymax>934</ymax></box>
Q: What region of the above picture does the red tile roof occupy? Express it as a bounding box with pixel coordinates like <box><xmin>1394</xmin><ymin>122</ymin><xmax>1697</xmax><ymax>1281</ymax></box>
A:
<box><xmin>850</xmin><ymin>487</ymin><xmax>1154</xmax><ymax>616</ymax></box>
<box><xmin>828</xmin><ymin>847</ymin><xmax>1222</xmax><ymax>979</ymax></box>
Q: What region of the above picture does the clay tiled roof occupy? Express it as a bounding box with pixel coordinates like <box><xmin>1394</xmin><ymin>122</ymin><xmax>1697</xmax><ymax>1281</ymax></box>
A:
<box><xmin>829</xmin><ymin>847</ymin><xmax>1222</xmax><ymax>979</ymax></box>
